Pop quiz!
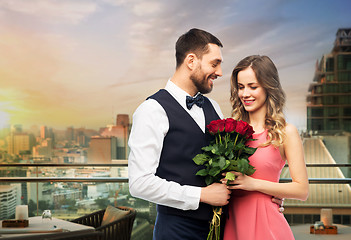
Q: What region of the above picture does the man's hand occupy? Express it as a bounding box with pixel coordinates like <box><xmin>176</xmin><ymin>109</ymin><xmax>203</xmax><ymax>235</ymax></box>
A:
<box><xmin>200</xmin><ymin>183</ymin><xmax>231</xmax><ymax>206</ymax></box>
<box><xmin>272</xmin><ymin>197</ymin><xmax>285</xmax><ymax>212</ymax></box>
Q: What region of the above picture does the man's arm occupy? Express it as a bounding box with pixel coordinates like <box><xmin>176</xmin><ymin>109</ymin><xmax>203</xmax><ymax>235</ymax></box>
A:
<box><xmin>128</xmin><ymin>99</ymin><xmax>202</xmax><ymax>210</ymax></box>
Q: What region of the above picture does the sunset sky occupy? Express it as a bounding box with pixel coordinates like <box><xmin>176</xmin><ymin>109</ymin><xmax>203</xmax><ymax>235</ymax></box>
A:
<box><xmin>0</xmin><ymin>0</ymin><xmax>350</xmax><ymax>130</ymax></box>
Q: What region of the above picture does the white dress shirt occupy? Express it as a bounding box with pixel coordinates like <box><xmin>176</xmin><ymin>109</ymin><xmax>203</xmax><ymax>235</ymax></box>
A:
<box><xmin>128</xmin><ymin>80</ymin><xmax>223</xmax><ymax>210</ymax></box>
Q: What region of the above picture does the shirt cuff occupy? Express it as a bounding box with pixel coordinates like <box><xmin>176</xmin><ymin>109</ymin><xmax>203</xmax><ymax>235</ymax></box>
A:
<box><xmin>184</xmin><ymin>186</ymin><xmax>202</xmax><ymax>210</ymax></box>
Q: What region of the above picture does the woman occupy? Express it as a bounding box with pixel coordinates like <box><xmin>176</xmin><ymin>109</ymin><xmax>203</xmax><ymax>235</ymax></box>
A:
<box><xmin>223</xmin><ymin>55</ymin><xmax>309</xmax><ymax>240</ymax></box>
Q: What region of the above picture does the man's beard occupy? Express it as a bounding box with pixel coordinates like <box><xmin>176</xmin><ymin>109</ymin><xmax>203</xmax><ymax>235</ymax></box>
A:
<box><xmin>190</xmin><ymin>66</ymin><xmax>213</xmax><ymax>94</ymax></box>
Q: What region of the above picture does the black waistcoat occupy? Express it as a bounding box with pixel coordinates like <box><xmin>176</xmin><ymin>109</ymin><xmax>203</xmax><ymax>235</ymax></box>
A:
<box><xmin>148</xmin><ymin>89</ymin><xmax>220</xmax><ymax>221</ymax></box>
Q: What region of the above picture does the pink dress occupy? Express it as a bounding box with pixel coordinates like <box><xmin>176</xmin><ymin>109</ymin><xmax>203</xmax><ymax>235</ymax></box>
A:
<box><xmin>223</xmin><ymin>130</ymin><xmax>294</xmax><ymax>240</ymax></box>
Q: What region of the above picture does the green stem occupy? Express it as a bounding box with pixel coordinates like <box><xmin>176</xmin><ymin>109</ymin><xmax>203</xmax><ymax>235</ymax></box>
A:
<box><xmin>225</xmin><ymin>133</ymin><xmax>228</xmax><ymax>148</ymax></box>
<box><xmin>233</xmin><ymin>133</ymin><xmax>239</xmax><ymax>146</ymax></box>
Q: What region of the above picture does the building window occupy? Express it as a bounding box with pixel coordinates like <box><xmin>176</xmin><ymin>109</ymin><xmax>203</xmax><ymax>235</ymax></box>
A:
<box><xmin>344</xmin><ymin>119</ymin><xmax>351</xmax><ymax>132</ymax></box>
<box><xmin>338</xmin><ymin>72</ymin><xmax>351</xmax><ymax>82</ymax></box>
<box><xmin>340</xmin><ymin>95</ymin><xmax>351</xmax><ymax>104</ymax></box>
<box><xmin>311</xmin><ymin>119</ymin><xmax>323</xmax><ymax>130</ymax></box>
<box><xmin>326</xmin><ymin>119</ymin><xmax>339</xmax><ymax>130</ymax></box>
<box><xmin>326</xmin><ymin>57</ymin><xmax>334</xmax><ymax>72</ymax></box>
<box><xmin>315</xmin><ymin>97</ymin><xmax>322</xmax><ymax>105</ymax></box>
<box><xmin>337</xmin><ymin>54</ymin><xmax>351</xmax><ymax>70</ymax></box>
<box><xmin>311</xmin><ymin>108</ymin><xmax>324</xmax><ymax>117</ymax></box>
<box><xmin>340</xmin><ymin>83</ymin><xmax>351</xmax><ymax>92</ymax></box>
<box><xmin>326</xmin><ymin>74</ymin><xmax>334</xmax><ymax>82</ymax></box>
<box><xmin>324</xmin><ymin>84</ymin><xmax>338</xmax><ymax>93</ymax></box>
<box><xmin>315</xmin><ymin>85</ymin><xmax>323</xmax><ymax>93</ymax></box>
<box><xmin>326</xmin><ymin>107</ymin><xmax>339</xmax><ymax>117</ymax></box>
<box><xmin>324</xmin><ymin>96</ymin><xmax>338</xmax><ymax>105</ymax></box>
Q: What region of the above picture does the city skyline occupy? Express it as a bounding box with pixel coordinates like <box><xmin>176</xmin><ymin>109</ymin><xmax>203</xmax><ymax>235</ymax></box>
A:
<box><xmin>0</xmin><ymin>0</ymin><xmax>351</xmax><ymax>130</ymax></box>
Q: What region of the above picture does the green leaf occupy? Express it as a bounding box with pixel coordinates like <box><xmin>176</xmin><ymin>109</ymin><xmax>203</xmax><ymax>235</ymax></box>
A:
<box><xmin>244</xmin><ymin>146</ymin><xmax>257</xmax><ymax>155</ymax></box>
<box><xmin>209</xmin><ymin>167</ymin><xmax>221</xmax><ymax>177</ymax></box>
<box><xmin>228</xmin><ymin>165</ymin><xmax>239</xmax><ymax>171</ymax></box>
<box><xmin>226</xmin><ymin>148</ymin><xmax>234</xmax><ymax>159</ymax></box>
<box><xmin>225</xmin><ymin>172</ymin><xmax>236</xmax><ymax>181</ymax></box>
<box><xmin>196</xmin><ymin>169</ymin><xmax>209</xmax><ymax>176</ymax></box>
<box><xmin>217</xmin><ymin>144</ymin><xmax>226</xmax><ymax>155</ymax></box>
<box><xmin>211</xmin><ymin>144</ymin><xmax>220</xmax><ymax>155</ymax></box>
<box><xmin>227</xmin><ymin>160</ymin><xmax>238</xmax><ymax>171</ymax></box>
<box><xmin>234</xmin><ymin>142</ymin><xmax>245</xmax><ymax>151</ymax></box>
<box><xmin>193</xmin><ymin>154</ymin><xmax>209</xmax><ymax>165</ymax></box>
<box><xmin>205</xmin><ymin>175</ymin><xmax>214</xmax><ymax>186</ymax></box>
<box><xmin>218</xmin><ymin>156</ymin><xmax>227</xmax><ymax>169</ymax></box>
<box><xmin>238</xmin><ymin>158</ymin><xmax>249</xmax><ymax>173</ymax></box>
<box><xmin>246</xmin><ymin>165</ymin><xmax>256</xmax><ymax>175</ymax></box>
<box><xmin>224</xmin><ymin>160</ymin><xmax>231</xmax><ymax>170</ymax></box>
<box><xmin>202</xmin><ymin>145</ymin><xmax>215</xmax><ymax>152</ymax></box>
<box><xmin>211</xmin><ymin>161</ymin><xmax>219</xmax><ymax>168</ymax></box>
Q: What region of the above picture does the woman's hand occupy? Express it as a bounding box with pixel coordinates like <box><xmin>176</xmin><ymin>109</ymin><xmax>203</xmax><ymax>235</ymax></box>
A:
<box><xmin>223</xmin><ymin>171</ymin><xmax>257</xmax><ymax>191</ymax></box>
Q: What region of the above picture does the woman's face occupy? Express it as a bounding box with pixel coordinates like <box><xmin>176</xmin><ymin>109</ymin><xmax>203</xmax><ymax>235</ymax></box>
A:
<box><xmin>237</xmin><ymin>67</ymin><xmax>267</xmax><ymax>114</ymax></box>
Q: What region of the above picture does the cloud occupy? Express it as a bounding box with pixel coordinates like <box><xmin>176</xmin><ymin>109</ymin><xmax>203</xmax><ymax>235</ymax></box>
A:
<box><xmin>0</xmin><ymin>0</ymin><xmax>97</xmax><ymax>24</ymax></box>
<box><xmin>0</xmin><ymin>0</ymin><xmax>349</xmax><ymax>130</ymax></box>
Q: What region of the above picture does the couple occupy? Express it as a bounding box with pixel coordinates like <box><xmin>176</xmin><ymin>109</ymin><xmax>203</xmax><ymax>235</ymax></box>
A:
<box><xmin>128</xmin><ymin>28</ymin><xmax>309</xmax><ymax>240</ymax></box>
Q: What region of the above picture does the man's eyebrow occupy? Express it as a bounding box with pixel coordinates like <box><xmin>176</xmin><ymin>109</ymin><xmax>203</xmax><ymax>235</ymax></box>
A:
<box><xmin>211</xmin><ymin>59</ymin><xmax>222</xmax><ymax>64</ymax></box>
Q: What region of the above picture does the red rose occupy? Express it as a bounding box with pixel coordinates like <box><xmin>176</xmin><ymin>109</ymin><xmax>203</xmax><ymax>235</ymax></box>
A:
<box><xmin>207</xmin><ymin>119</ymin><xmax>226</xmax><ymax>134</ymax></box>
<box><xmin>217</xmin><ymin>119</ymin><xmax>225</xmax><ymax>132</ymax></box>
<box><xmin>235</xmin><ymin>120</ymin><xmax>250</xmax><ymax>136</ymax></box>
<box><xmin>245</xmin><ymin>125</ymin><xmax>255</xmax><ymax>139</ymax></box>
<box><xmin>224</xmin><ymin>118</ymin><xmax>236</xmax><ymax>133</ymax></box>
<box><xmin>207</xmin><ymin>121</ymin><xmax>218</xmax><ymax>134</ymax></box>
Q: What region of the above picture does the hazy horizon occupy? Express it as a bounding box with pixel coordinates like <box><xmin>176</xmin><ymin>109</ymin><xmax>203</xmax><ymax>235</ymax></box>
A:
<box><xmin>1</xmin><ymin>0</ymin><xmax>351</xmax><ymax>131</ymax></box>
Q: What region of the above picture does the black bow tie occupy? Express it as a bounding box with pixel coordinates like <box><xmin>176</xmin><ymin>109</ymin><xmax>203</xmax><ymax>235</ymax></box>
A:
<box><xmin>186</xmin><ymin>94</ymin><xmax>204</xmax><ymax>110</ymax></box>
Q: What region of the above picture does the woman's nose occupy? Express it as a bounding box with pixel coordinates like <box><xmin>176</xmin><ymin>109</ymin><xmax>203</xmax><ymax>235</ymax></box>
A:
<box><xmin>242</xmin><ymin>88</ymin><xmax>250</xmax><ymax>97</ymax></box>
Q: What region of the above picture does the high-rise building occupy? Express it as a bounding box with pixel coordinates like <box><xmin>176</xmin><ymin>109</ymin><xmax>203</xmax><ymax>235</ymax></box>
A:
<box><xmin>33</xmin><ymin>138</ymin><xmax>53</xmax><ymax>158</ymax></box>
<box><xmin>7</xmin><ymin>132</ymin><xmax>35</xmax><ymax>155</ymax></box>
<box><xmin>40</xmin><ymin>126</ymin><xmax>48</xmax><ymax>139</ymax></box>
<box><xmin>0</xmin><ymin>185</ymin><xmax>18</xmax><ymax>220</ymax></box>
<box><xmin>100</xmin><ymin>114</ymin><xmax>130</xmax><ymax>159</ymax></box>
<box><xmin>0</xmin><ymin>169</ymin><xmax>28</xmax><ymax>204</ymax></box>
<box><xmin>307</xmin><ymin>28</ymin><xmax>351</xmax><ymax>133</ymax></box>
<box><xmin>88</xmin><ymin>136</ymin><xmax>117</xmax><ymax>163</ymax></box>
<box><xmin>66</xmin><ymin>127</ymin><xmax>74</xmax><ymax>141</ymax></box>
<box><xmin>116</xmin><ymin>114</ymin><xmax>129</xmax><ymax>127</ymax></box>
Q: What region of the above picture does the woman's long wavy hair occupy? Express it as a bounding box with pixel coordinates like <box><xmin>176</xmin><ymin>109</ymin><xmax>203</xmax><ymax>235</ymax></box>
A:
<box><xmin>230</xmin><ymin>55</ymin><xmax>286</xmax><ymax>147</ymax></box>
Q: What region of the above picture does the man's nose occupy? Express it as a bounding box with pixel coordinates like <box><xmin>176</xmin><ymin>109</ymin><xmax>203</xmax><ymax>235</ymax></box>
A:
<box><xmin>216</xmin><ymin>66</ymin><xmax>223</xmax><ymax>77</ymax></box>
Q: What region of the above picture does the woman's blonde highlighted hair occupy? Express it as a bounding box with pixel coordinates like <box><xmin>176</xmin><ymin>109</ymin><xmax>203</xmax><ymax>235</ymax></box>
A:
<box><xmin>230</xmin><ymin>55</ymin><xmax>286</xmax><ymax>147</ymax></box>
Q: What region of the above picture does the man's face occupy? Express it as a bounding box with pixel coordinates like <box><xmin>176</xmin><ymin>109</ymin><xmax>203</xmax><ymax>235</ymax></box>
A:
<box><xmin>190</xmin><ymin>43</ymin><xmax>223</xmax><ymax>94</ymax></box>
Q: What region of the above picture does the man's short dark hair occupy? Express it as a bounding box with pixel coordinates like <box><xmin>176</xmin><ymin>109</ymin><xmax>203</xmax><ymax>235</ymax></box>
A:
<box><xmin>175</xmin><ymin>28</ymin><xmax>223</xmax><ymax>68</ymax></box>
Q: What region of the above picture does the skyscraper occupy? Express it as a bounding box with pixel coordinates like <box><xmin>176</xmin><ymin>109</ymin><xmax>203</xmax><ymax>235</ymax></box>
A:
<box><xmin>100</xmin><ymin>114</ymin><xmax>130</xmax><ymax>159</ymax></box>
<box><xmin>307</xmin><ymin>28</ymin><xmax>351</xmax><ymax>133</ymax></box>
<box><xmin>88</xmin><ymin>136</ymin><xmax>117</xmax><ymax>163</ymax></box>
<box><xmin>0</xmin><ymin>185</ymin><xmax>18</xmax><ymax>219</ymax></box>
<box><xmin>7</xmin><ymin>132</ymin><xmax>35</xmax><ymax>156</ymax></box>
<box><xmin>40</xmin><ymin>126</ymin><xmax>48</xmax><ymax>139</ymax></box>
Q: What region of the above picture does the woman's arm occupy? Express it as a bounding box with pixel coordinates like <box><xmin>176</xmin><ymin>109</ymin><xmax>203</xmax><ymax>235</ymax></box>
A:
<box><xmin>226</xmin><ymin>123</ymin><xmax>309</xmax><ymax>201</ymax></box>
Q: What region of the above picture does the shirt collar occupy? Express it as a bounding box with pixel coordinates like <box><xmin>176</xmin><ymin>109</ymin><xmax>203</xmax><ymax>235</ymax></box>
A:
<box><xmin>165</xmin><ymin>79</ymin><xmax>196</xmax><ymax>101</ymax></box>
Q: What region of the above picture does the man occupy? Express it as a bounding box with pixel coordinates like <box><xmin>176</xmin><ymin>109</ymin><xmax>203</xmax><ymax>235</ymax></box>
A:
<box><xmin>128</xmin><ymin>28</ymin><xmax>230</xmax><ymax>239</ymax></box>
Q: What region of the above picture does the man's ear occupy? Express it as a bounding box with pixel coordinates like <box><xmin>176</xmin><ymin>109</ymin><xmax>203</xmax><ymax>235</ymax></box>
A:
<box><xmin>185</xmin><ymin>53</ymin><xmax>198</xmax><ymax>70</ymax></box>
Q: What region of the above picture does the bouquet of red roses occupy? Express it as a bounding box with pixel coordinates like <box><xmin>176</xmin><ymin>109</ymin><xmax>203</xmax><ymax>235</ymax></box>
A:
<box><xmin>193</xmin><ymin>118</ymin><xmax>257</xmax><ymax>240</ymax></box>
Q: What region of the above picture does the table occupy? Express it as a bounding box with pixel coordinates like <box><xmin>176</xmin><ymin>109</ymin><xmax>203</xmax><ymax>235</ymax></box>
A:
<box><xmin>0</xmin><ymin>216</ymin><xmax>95</xmax><ymax>239</ymax></box>
<box><xmin>291</xmin><ymin>224</ymin><xmax>351</xmax><ymax>240</ymax></box>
